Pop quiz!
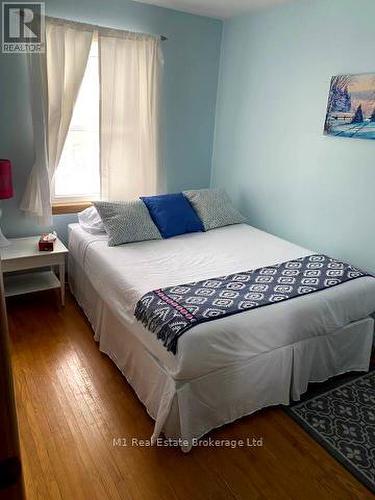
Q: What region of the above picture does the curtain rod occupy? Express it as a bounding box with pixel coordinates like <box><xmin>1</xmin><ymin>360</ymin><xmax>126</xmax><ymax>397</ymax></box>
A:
<box><xmin>45</xmin><ymin>15</ymin><xmax>168</xmax><ymax>41</ymax></box>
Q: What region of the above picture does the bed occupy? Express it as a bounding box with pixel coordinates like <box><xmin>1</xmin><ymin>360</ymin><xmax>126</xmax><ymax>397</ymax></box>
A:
<box><xmin>68</xmin><ymin>222</ymin><xmax>375</xmax><ymax>451</ymax></box>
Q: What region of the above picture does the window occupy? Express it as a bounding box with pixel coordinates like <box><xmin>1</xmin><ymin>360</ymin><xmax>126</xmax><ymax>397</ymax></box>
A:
<box><xmin>52</xmin><ymin>38</ymin><xmax>100</xmax><ymax>204</ymax></box>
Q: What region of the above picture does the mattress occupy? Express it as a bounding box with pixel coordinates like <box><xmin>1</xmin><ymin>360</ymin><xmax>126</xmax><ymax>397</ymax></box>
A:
<box><xmin>68</xmin><ymin>223</ymin><xmax>375</xmax><ymax>380</ymax></box>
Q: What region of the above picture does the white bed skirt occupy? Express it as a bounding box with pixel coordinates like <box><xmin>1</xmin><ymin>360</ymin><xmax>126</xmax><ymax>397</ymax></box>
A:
<box><xmin>69</xmin><ymin>255</ymin><xmax>374</xmax><ymax>452</ymax></box>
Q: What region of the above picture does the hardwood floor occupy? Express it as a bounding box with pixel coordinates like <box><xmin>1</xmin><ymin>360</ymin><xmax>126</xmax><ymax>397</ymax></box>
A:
<box><xmin>7</xmin><ymin>291</ymin><xmax>373</xmax><ymax>500</ymax></box>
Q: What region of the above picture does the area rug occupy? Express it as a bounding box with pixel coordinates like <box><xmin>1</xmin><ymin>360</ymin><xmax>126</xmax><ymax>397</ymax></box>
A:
<box><xmin>286</xmin><ymin>370</ymin><xmax>375</xmax><ymax>493</ymax></box>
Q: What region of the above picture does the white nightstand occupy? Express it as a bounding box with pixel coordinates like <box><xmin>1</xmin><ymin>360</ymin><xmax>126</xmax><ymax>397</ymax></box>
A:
<box><xmin>0</xmin><ymin>236</ymin><xmax>68</xmax><ymax>306</ymax></box>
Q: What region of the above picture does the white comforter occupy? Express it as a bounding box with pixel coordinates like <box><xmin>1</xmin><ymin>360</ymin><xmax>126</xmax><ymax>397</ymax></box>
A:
<box><xmin>69</xmin><ymin>223</ymin><xmax>375</xmax><ymax>380</ymax></box>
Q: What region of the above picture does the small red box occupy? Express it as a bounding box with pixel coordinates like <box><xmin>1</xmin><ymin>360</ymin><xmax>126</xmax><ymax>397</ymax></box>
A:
<box><xmin>39</xmin><ymin>235</ymin><xmax>55</xmax><ymax>252</ymax></box>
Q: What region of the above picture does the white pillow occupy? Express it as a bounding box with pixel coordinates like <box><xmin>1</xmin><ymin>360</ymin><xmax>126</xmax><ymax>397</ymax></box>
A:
<box><xmin>78</xmin><ymin>206</ymin><xmax>106</xmax><ymax>234</ymax></box>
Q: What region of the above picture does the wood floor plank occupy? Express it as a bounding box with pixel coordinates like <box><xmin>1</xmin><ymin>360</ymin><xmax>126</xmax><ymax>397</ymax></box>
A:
<box><xmin>7</xmin><ymin>291</ymin><xmax>374</xmax><ymax>500</ymax></box>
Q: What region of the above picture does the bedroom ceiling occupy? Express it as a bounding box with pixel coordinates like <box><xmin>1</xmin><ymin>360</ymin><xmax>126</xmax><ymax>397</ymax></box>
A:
<box><xmin>132</xmin><ymin>0</ymin><xmax>295</xmax><ymax>19</ymax></box>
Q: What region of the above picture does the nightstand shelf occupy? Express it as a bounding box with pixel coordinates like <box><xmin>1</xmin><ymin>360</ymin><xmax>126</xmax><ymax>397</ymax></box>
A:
<box><xmin>4</xmin><ymin>271</ymin><xmax>61</xmax><ymax>298</ymax></box>
<box><xmin>0</xmin><ymin>236</ymin><xmax>68</xmax><ymax>305</ymax></box>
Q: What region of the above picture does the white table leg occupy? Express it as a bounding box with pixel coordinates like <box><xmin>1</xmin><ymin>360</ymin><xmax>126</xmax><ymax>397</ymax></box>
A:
<box><xmin>59</xmin><ymin>259</ymin><xmax>65</xmax><ymax>306</ymax></box>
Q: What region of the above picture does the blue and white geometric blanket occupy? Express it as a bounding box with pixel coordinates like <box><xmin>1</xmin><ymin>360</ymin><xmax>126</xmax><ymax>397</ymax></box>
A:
<box><xmin>134</xmin><ymin>254</ymin><xmax>370</xmax><ymax>355</ymax></box>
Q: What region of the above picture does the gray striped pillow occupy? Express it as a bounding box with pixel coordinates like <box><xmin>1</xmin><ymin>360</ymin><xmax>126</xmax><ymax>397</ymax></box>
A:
<box><xmin>183</xmin><ymin>189</ymin><xmax>246</xmax><ymax>231</ymax></box>
<box><xmin>94</xmin><ymin>200</ymin><xmax>162</xmax><ymax>246</ymax></box>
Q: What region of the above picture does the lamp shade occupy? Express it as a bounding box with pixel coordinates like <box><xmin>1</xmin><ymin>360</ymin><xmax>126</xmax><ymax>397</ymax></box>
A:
<box><xmin>0</xmin><ymin>159</ymin><xmax>13</xmax><ymax>199</ymax></box>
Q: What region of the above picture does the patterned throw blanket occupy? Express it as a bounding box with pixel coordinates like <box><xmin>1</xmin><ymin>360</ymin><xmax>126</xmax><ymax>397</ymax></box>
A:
<box><xmin>134</xmin><ymin>254</ymin><xmax>370</xmax><ymax>355</ymax></box>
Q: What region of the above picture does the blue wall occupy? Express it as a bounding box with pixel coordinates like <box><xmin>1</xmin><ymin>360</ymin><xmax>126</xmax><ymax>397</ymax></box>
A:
<box><xmin>212</xmin><ymin>0</ymin><xmax>375</xmax><ymax>272</ymax></box>
<box><xmin>0</xmin><ymin>0</ymin><xmax>222</xmax><ymax>243</ymax></box>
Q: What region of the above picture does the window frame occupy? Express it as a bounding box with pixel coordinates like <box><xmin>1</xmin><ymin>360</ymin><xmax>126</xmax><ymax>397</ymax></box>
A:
<box><xmin>52</xmin><ymin>200</ymin><xmax>93</xmax><ymax>215</ymax></box>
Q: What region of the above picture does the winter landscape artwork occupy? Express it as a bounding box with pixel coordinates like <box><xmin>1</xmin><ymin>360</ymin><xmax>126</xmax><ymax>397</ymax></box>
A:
<box><xmin>324</xmin><ymin>73</ymin><xmax>375</xmax><ymax>140</ymax></box>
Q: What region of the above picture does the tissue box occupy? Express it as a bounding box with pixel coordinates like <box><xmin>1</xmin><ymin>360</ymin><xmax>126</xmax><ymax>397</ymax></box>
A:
<box><xmin>39</xmin><ymin>235</ymin><xmax>55</xmax><ymax>252</ymax></box>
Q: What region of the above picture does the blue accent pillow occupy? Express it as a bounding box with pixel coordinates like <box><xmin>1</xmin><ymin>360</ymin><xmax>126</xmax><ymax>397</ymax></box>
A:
<box><xmin>141</xmin><ymin>193</ymin><xmax>204</xmax><ymax>238</ymax></box>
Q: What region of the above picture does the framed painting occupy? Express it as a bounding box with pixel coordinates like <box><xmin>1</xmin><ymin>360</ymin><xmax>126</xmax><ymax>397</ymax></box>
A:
<box><xmin>324</xmin><ymin>73</ymin><xmax>375</xmax><ymax>140</ymax></box>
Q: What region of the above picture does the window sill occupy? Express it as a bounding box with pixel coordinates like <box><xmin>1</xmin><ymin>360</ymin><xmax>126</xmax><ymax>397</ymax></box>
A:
<box><xmin>52</xmin><ymin>201</ymin><xmax>92</xmax><ymax>215</ymax></box>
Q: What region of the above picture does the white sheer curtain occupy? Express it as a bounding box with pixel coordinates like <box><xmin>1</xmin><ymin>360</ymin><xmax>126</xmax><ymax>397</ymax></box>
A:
<box><xmin>21</xmin><ymin>19</ymin><xmax>93</xmax><ymax>223</ymax></box>
<box><xmin>99</xmin><ymin>31</ymin><xmax>164</xmax><ymax>200</ymax></box>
